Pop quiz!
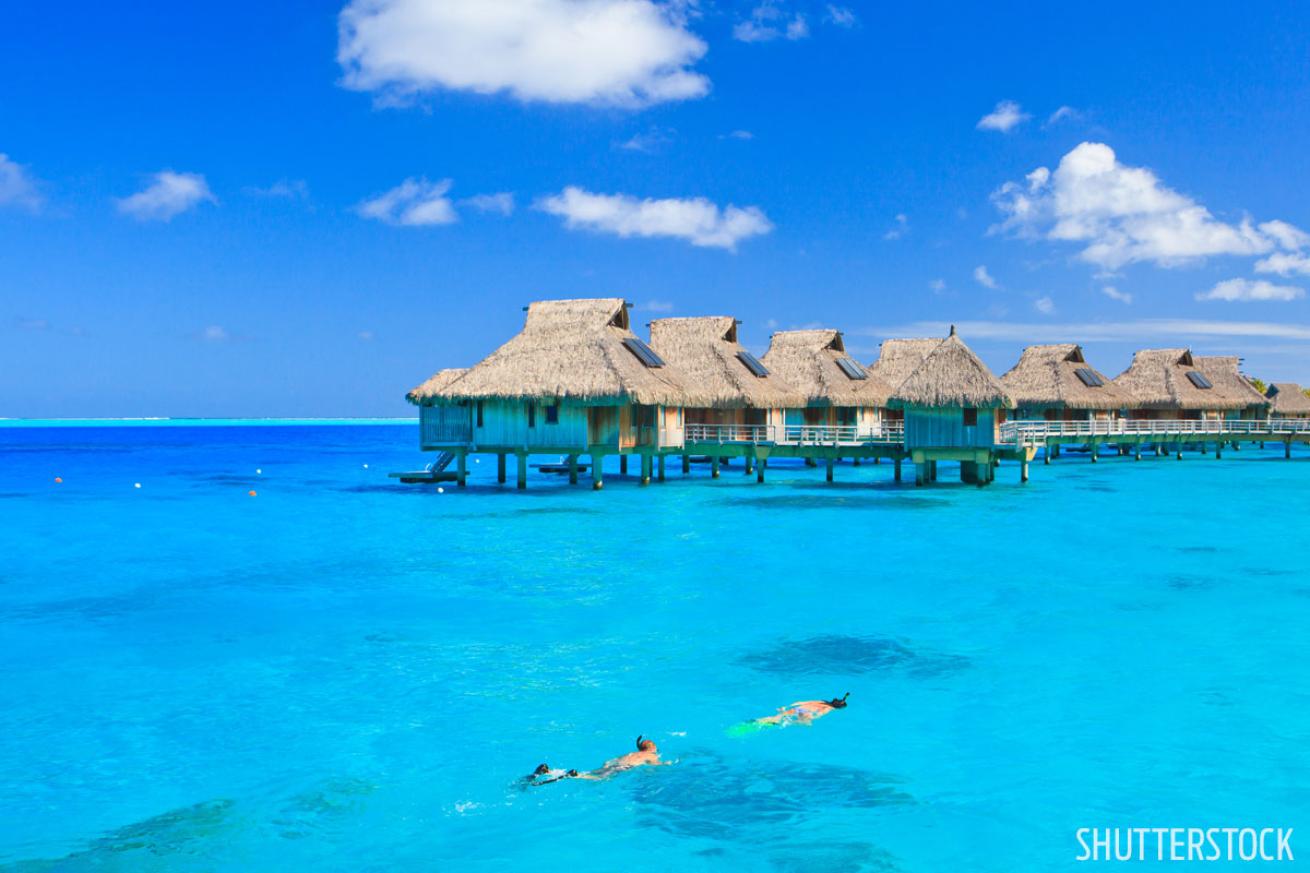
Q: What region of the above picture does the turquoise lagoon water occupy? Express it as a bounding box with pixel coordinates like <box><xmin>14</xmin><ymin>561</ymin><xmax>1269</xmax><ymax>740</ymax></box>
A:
<box><xmin>1</xmin><ymin>424</ymin><xmax>1307</xmax><ymax>871</ymax></box>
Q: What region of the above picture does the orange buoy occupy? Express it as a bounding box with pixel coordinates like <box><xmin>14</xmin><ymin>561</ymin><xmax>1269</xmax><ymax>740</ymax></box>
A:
<box><xmin>54</xmin><ymin>477</ymin><xmax>63</xmax><ymax>484</ymax></box>
<box><xmin>248</xmin><ymin>490</ymin><xmax>257</xmax><ymax>497</ymax></box>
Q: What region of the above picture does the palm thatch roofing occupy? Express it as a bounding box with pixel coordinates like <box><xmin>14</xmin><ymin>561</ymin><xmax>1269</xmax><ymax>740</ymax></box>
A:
<box><xmin>761</xmin><ymin>329</ymin><xmax>892</xmax><ymax>407</ymax></box>
<box><xmin>1194</xmin><ymin>356</ymin><xmax>1271</xmax><ymax>411</ymax></box>
<box><xmin>407</xmin><ymin>367</ymin><xmax>469</xmax><ymax>405</ymax></box>
<box><xmin>868</xmin><ymin>338</ymin><xmax>941</xmax><ymax>389</ymax></box>
<box><xmin>1266</xmin><ymin>382</ymin><xmax>1310</xmax><ymax>415</ymax></box>
<box><xmin>886</xmin><ymin>329</ymin><xmax>1012</xmax><ymax>409</ymax></box>
<box><xmin>648</xmin><ymin>316</ymin><xmax>807</xmax><ymax>408</ymax></box>
<box><xmin>1000</xmin><ymin>344</ymin><xmax>1128</xmax><ymax>410</ymax></box>
<box><xmin>411</xmin><ymin>298</ymin><xmax>691</xmax><ymax>406</ymax></box>
<box><xmin>1112</xmin><ymin>349</ymin><xmax>1258</xmax><ymax>411</ymax></box>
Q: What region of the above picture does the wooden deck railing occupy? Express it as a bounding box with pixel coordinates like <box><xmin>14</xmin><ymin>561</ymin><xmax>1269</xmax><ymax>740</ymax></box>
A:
<box><xmin>683</xmin><ymin>423</ymin><xmax>906</xmax><ymax>446</ymax></box>
<box><xmin>999</xmin><ymin>418</ymin><xmax>1310</xmax><ymax>446</ymax></box>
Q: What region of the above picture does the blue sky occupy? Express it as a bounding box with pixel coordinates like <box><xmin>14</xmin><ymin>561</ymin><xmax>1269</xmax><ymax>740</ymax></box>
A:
<box><xmin>4</xmin><ymin>1</ymin><xmax>1310</xmax><ymax>417</ymax></box>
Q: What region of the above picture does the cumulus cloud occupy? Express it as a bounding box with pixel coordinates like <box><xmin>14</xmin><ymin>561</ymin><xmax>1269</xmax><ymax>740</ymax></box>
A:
<box><xmin>724</xmin><ymin>129</ymin><xmax>754</xmax><ymax>141</ymax></box>
<box><xmin>990</xmin><ymin>142</ymin><xmax>1307</xmax><ymax>270</ymax></box>
<box><xmin>116</xmin><ymin>171</ymin><xmax>214</xmax><ymax>222</ymax></box>
<box><xmin>1196</xmin><ymin>278</ymin><xmax>1304</xmax><ymax>303</ymax></box>
<box><xmin>734</xmin><ymin>3</ymin><xmax>808</xmax><ymax>42</ymax></box>
<box><xmin>338</xmin><ymin>0</ymin><xmax>709</xmax><ymax>108</ymax></box>
<box><xmin>1045</xmin><ymin>105</ymin><xmax>1080</xmax><ymax>126</ymax></box>
<box><xmin>870</xmin><ymin>319</ymin><xmax>1310</xmax><ymax>343</ymax></box>
<box><xmin>826</xmin><ymin>5</ymin><xmax>856</xmax><ymax>26</ymax></box>
<box><xmin>358</xmin><ymin>177</ymin><xmax>457</xmax><ymax>226</ymax></box>
<box><xmin>1034</xmin><ymin>296</ymin><xmax>1055</xmax><ymax>315</ymax></box>
<box><xmin>537</xmin><ymin>186</ymin><xmax>773</xmax><ymax>250</ymax></box>
<box><xmin>639</xmin><ymin>299</ymin><xmax>675</xmax><ymax>312</ymax></box>
<box><xmin>247</xmin><ymin>179</ymin><xmax>310</xmax><ymax>200</ymax></box>
<box><xmin>1101</xmin><ymin>285</ymin><xmax>1133</xmax><ymax>304</ymax></box>
<box><xmin>973</xmin><ymin>265</ymin><xmax>998</xmax><ymax>288</ymax></box>
<box><xmin>198</xmin><ymin>325</ymin><xmax>231</xmax><ymax>342</ymax></box>
<box><xmin>929</xmin><ymin>278</ymin><xmax>946</xmax><ymax>293</ymax></box>
<box><xmin>0</xmin><ymin>153</ymin><xmax>43</xmax><ymax>211</ymax></box>
<box><xmin>976</xmin><ymin>100</ymin><xmax>1029</xmax><ymax>133</ymax></box>
<box><xmin>882</xmin><ymin>213</ymin><xmax>908</xmax><ymax>240</ymax></box>
<box><xmin>1255</xmin><ymin>252</ymin><xmax>1310</xmax><ymax>277</ymax></box>
<box><xmin>618</xmin><ymin>127</ymin><xmax>674</xmax><ymax>153</ymax></box>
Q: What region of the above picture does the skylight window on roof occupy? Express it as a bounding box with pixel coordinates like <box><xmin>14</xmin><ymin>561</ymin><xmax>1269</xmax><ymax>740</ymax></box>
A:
<box><xmin>623</xmin><ymin>338</ymin><xmax>666</xmax><ymax>368</ymax></box>
<box><xmin>1074</xmin><ymin>368</ymin><xmax>1104</xmax><ymax>387</ymax></box>
<box><xmin>836</xmin><ymin>357</ymin><xmax>868</xmax><ymax>380</ymax></box>
<box><xmin>1186</xmin><ymin>371</ymin><xmax>1213</xmax><ymax>389</ymax></box>
<box><xmin>737</xmin><ymin>350</ymin><xmax>769</xmax><ymax>377</ymax></box>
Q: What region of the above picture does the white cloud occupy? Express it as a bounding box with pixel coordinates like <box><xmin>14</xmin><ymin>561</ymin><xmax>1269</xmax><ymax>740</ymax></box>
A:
<box><xmin>199</xmin><ymin>325</ymin><xmax>230</xmax><ymax>342</ymax></box>
<box><xmin>618</xmin><ymin>127</ymin><xmax>674</xmax><ymax>152</ymax></box>
<box><xmin>116</xmin><ymin>171</ymin><xmax>214</xmax><ymax>222</ymax></box>
<box><xmin>734</xmin><ymin>3</ymin><xmax>809</xmax><ymax>42</ymax></box>
<box><xmin>990</xmin><ymin>142</ymin><xmax>1306</xmax><ymax>270</ymax></box>
<box><xmin>1045</xmin><ymin>105</ymin><xmax>1080</xmax><ymax>126</ymax></box>
<box><xmin>1255</xmin><ymin>251</ymin><xmax>1310</xmax><ymax>277</ymax></box>
<box><xmin>826</xmin><ymin>5</ymin><xmax>856</xmax><ymax>27</ymax></box>
<box><xmin>882</xmin><ymin>213</ymin><xmax>908</xmax><ymax>240</ymax></box>
<box><xmin>358</xmin><ymin>177</ymin><xmax>457</xmax><ymax>226</ymax></box>
<box><xmin>461</xmin><ymin>192</ymin><xmax>515</xmax><ymax>215</ymax></box>
<box><xmin>1034</xmin><ymin>296</ymin><xmax>1055</xmax><ymax>315</ymax></box>
<box><xmin>337</xmin><ymin>0</ymin><xmax>709</xmax><ymax>108</ymax></box>
<box><xmin>537</xmin><ymin>185</ymin><xmax>773</xmax><ymax>250</ymax></box>
<box><xmin>1197</xmin><ymin>278</ymin><xmax>1304</xmax><ymax>303</ymax></box>
<box><xmin>0</xmin><ymin>153</ymin><xmax>43</xmax><ymax>211</ymax></box>
<box><xmin>866</xmin><ymin>319</ymin><xmax>1310</xmax><ymax>343</ymax></box>
<box><xmin>358</xmin><ymin>330</ymin><xmax>376</xmax><ymax>341</ymax></box>
<box><xmin>724</xmin><ymin>129</ymin><xmax>753</xmax><ymax>140</ymax></box>
<box><xmin>1101</xmin><ymin>285</ymin><xmax>1132</xmax><ymax>304</ymax></box>
<box><xmin>976</xmin><ymin>100</ymin><xmax>1030</xmax><ymax>133</ymax></box>
<box><xmin>973</xmin><ymin>265</ymin><xmax>998</xmax><ymax>288</ymax></box>
<box><xmin>639</xmin><ymin>299</ymin><xmax>674</xmax><ymax>312</ymax></box>
<box><xmin>929</xmin><ymin>278</ymin><xmax>946</xmax><ymax>293</ymax></box>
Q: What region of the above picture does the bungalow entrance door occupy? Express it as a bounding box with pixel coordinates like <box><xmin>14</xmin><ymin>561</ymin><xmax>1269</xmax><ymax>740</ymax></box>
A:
<box><xmin>632</xmin><ymin>405</ymin><xmax>657</xmax><ymax>446</ymax></box>
<box><xmin>587</xmin><ymin>407</ymin><xmax>619</xmax><ymax>449</ymax></box>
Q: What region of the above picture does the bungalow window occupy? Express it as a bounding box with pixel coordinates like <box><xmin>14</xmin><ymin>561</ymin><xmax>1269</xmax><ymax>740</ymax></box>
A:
<box><xmin>527</xmin><ymin>404</ymin><xmax>536</xmax><ymax>428</ymax></box>
<box><xmin>476</xmin><ymin>401</ymin><xmax>484</xmax><ymax>428</ymax></box>
<box><xmin>963</xmin><ymin>407</ymin><xmax>978</xmax><ymax>427</ymax></box>
<box><xmin>545</xmin><ymin>403</ymin><xmax>559</xmax><ymax>425</ymax></box>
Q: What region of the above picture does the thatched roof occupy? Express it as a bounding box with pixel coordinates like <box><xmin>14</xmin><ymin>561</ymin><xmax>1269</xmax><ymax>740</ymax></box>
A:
<box><xmin>1000</xmin><ymin>344</ymin><xmax>1128</xmax><ymax>410</ymax></box>
<box><xmin>415</xmin><ymin>298</ymin><xmax>691</xmax><ymax>406</ymax></box>
<box><xmin>1112</xmin><ymin>349</ymin><xmax>1257</xmax><ymax>410</ymax></box>
<box><xmin>407</xmin><ymin>367</ymin><xmax>469</xmax><ymax>405</ymax></box>
<box><xmin>648</xmin><ymin>316</ymin><xmax>806</xmax><ymax>408</ymax></box>
<box><xmin>1267</xmin><ymin>382</ymin><xmax>1310</xmax><ymax>415</ymax></box>
<box><xmin>887</xmin><ymin>330</ymin><xmax>1012</xmax><ymax>408</ymax></box>
<box><xmin>868</xmin><ymin>338</ymin><xmax>941</xmax><ymax>389</ymax></box>
<box><xmin>761</xmin><ymin>329</ymin><xmax>892</xmax><ymax>407</ymax></box>
<box><xmin>1194</xmin><ymin>356</ymin><xmax>1271</xmax><ymax>411</ymax></box>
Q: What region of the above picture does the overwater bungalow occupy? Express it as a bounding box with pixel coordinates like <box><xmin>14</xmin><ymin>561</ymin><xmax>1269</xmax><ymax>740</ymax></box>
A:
<box><xmin>761</xmin><ymin>329</ymin><xmax>893</xmax><ymax>438</ymax></box>
<box><xmin>1000</xmin><ymin>344</ymin><xmax>1127</xmax><ymax>422</ymax></box>
<box><xmin>1266</xmin><ymin>383</ymin><xmax>1310</xmax><ymax>418</ymax></box>
<box><xmin>884</xmin><ymin>328</ymin><xmax>1013</xmax><ymax>485</ymax></box>
<box><xmin>648</xmin><ymin>316</ymin><xmax>805</xmax><ymax>457</ymax></box>
<box><xmin>407</xmin><ymin>297</ymin><xmax>689</xmax><ymax>488</ymax></box>
<box><xmin>867</xmin><ymin>338</ymin><xmax>940</xmax><ymax>428</ymax></box>
<box><xmin>1193</xmin><ymin>356</ymin><xmax>1271</xmax><ymax>420</ymax></box>
<box><xmin>1112</xmin><ymin>349</ymin><xmax>1264</xmax><ymax>421</ymax></box>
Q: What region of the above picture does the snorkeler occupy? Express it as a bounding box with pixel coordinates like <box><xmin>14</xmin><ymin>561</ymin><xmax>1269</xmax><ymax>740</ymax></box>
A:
<box><xmin>523</xmin><ymin>763</ymin><xmax>579</xmax><ymax>787</ymax></box>
<box><xmin>574</xmin><ymin>736</ymin><xmax>669</xmax><ymax>780</ymax></box>
<box><xmin>738</xmin><ymin>693</ymin><xmax>850</xmax><ymax>731</ymax></box>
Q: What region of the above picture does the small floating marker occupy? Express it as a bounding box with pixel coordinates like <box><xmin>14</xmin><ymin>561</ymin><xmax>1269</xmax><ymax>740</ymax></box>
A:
<box><xmin>256</xmin><ymin>468</ymin><xmax>262</xmax><ymax>475</ymax></box>
<box><xmin>363</xmin><ymin>463</ymin><xmax>369</xmax><ymax>469</ymax></box>
<box><xmin>437</xmin><ymin>487</ymin><xmax>445</xmax><ymax>494</ymax></box>
<box><xmin>134</xmin><ymin>483</ymin><xmax>142</xmax><ymax>489</ymax></box>
<box><xmin>248</xmin><ymin>490</ymin><xmax>257</xmax><ymax>497</ymax></box>
<box><xmin>54</xmin><ymin>477</ymin><xmax>62</xmax><ymax>484</ymax></box>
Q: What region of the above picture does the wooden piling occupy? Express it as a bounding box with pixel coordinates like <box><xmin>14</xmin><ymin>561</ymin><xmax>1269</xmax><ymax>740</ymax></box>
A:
<box><xmin>711</xmin><ymin>456</ymin><xmax>720</xmax><ymax>478</ymax></box>
<box><xmin>516</xmin><ymin>452</ymin><xmax>527</xmax><ymax>490</ymax></box>
<box><xmin>826</xmin><ymin>457</ymin><xmax>835</xmax><ymax>482</ymax></box>
<box><xmin>894</xmin><ymin>457</ymin><xmax>902</xmax><ymax>482</ymax></box>
<box><xmin>620</xmin><ymin>455</ymin><xmax>628</xmax><ymax>476</ymax></box>
<box><xmin>657</xmin><ymin>454</ymin><xmax>666</xmax><ymax>482</ymax></box>
<box><xmin>497</xmin><ymin>453</ymin><xmax>506</xmax><ymax>484</ymax></box>
<box><xmin>592</xmin><ymin>454</ymin><xmax>604</xmax><ymax>490</ymax></box>
<box><xmin>1020</xmin><ymin>459</ymin><xmax>1029</xmax><ymax>483</ymax></box>
<box><xmin>568</xmin><ymin>454</ymin><xmax>578</xmax><ymax>485</ymax></box>
<box><xmin>682</xmin><ymin>455</ymin><xmax>690</xmax><ymax>474</ymax></box>
<box><xmin>640</xmin><ymin>453</ymin><xmax>652</xmax><ymax>486</ymax></box>
<box><xmin>457</xmin><ymin>451</ymin><xmax>468</xmax><ymax>487</ymax></box>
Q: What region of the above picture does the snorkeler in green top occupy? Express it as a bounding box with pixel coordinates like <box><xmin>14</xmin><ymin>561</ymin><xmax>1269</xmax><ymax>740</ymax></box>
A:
<box><xmin>729</xmin><ymin>693</ymin><xmax>850</xmax><ymax>735</ymax></box>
